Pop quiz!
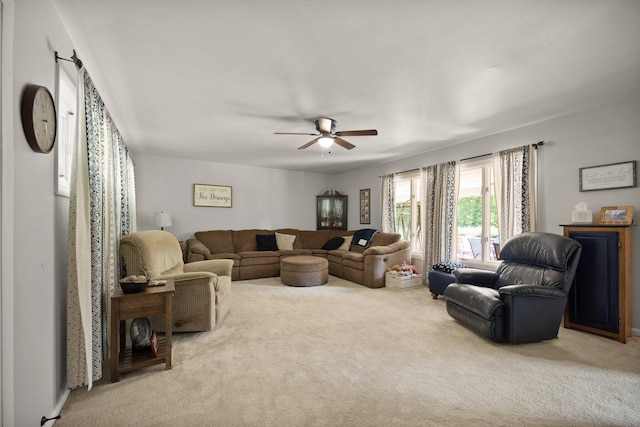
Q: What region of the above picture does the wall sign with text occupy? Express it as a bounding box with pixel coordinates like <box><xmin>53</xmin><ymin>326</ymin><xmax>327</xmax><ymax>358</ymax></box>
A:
<box><xmin>193</xmin><ymin>184</ymin><xmax>232</xmax><ymax>207</ymax></box>
<box><xmin>579</xmin><ymin>161</ymin><xmax>636</xmax><ymax>192</ymax></box>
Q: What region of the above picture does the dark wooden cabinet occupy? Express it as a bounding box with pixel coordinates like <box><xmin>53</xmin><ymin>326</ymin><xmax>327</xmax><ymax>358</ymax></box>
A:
<box><xmin>562</xmin><ymin>225</ymin><xmax>633</xmax><ymax>343</ymax></box>
<box><xmin>317</xmin><ymin>190</ymin><xmax>347</xmax><ymax>230</ymax></box>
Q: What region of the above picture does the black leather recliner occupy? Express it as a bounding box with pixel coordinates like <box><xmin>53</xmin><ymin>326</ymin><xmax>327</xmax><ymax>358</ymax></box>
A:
<box><xmin>443</xmin><ymin>232</ymin><xmax>582</xmax><ymax>343</ymax></box>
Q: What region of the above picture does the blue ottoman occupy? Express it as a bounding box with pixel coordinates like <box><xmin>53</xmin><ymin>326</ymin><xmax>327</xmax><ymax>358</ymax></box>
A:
<box><xmin>428</xmin><ymin>270</ymin><xmax>456</xmax><ymax>299</ymax></box>
<box><xmin>428</xmin><ymin>263</ymin><xmax>467</xmax><ymax>299</ymax></box>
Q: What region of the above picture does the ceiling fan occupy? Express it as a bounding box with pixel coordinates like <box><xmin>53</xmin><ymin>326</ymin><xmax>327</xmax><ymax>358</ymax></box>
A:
<box><xmin>274</xmin><ymin>117</ymin><xmax>377</xmax><ymax>150</ymax></box>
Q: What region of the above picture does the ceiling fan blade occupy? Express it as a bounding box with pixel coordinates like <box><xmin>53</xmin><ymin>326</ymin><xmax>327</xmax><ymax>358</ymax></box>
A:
<box><xmin>275</xmin><ymin>132</ymin><xmax>319</xmax><ymax>136</ymax></box>
<box><xmin>334</xmin><ymin>137</ymin><xmax>355</xmax><ymax>150</ymax></box>
<box><xmin>335</xmin><ymin>129</ymin><xmax>378</xmax><ymax>137</ymax></box>
<box><xmin>298</xmin><ymin>137</ymin><xmax>320</xmax><ymax>149</ymax></box>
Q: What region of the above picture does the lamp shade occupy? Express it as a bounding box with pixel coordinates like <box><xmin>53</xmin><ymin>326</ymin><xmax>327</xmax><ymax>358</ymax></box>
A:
<box><xmin>155</xmin><ymin>212</ymin><xmax>172</xmax><ymax>229</ymax></box>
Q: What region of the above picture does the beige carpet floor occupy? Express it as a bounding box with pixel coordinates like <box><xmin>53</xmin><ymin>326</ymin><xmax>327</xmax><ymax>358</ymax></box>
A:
<box><xmin>58</xmin><ymin>276</ymin><xmax>640</xmax><ymax>426</ymax></box>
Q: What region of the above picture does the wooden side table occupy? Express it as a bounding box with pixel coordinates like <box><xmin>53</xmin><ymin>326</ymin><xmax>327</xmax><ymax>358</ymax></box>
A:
<box><xmin>110</xmin><ymin>280</ymin><xmax>175</xmax><ymax>382</ymax></box>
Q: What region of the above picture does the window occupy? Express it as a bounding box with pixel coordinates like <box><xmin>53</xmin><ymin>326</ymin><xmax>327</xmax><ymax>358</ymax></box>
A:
<box><xmin>456</xmin><ymin>158</ymin><xmax>499</xmax><ymax>264</ymax></box>
<box><xmin>395</xmin><ymin>171</ymin><xmax>422</xmax><ymax>255</ymax></box>
<box><xmin>55</xmin><ymin>67</ymin><xmax>77</xmax><ymax>197</ymax></box>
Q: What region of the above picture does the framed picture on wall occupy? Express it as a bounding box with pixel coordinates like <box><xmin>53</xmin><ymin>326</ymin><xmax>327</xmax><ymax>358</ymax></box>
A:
<box><xmin>579</xmin><ymin>161</ymin><xmax>636</xmax><ymax>191</ymax></box>
<box><xmin>359</xmin><ymin>188</ymin><xmax>370</xmax><ymax>224</ymax></box>
<box><xmin>193</xmin><ymin>184</ymin><xmax>232</xmax><ymax>207</ymax></box>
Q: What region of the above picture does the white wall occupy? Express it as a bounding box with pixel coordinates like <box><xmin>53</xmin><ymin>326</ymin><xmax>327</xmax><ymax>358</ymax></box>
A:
<box><xmin>134</xmin><ymin>154</ymin><xmax>337</xmax><ymax>241</ymax></box>
<box><xmin>336</xmin><ymin>95</ymin><xmax>640</xmax><ymax>332</ymax></box>
<box><xmin>7</xmin><ymin>0</ymin><xmax>76</xmax><ymax>425</ymax></box>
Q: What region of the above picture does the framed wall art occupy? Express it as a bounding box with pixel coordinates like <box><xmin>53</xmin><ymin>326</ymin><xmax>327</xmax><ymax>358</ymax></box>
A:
<box><xmin>359</xmin><ymin>188</ymin><xmax>370</xmax><ymax>224</ymax></box>
<box><xmin>579</xmin><ymin>161</ymin><xmax>636</xmax><ymax>192</ymax></box>
<box><xmin>193</xmin><ymin>184</ymin><xmax>232</xmax><ymax>207</ymax></box>
<box><xmin>599</xmin><ymin>205</ymin><xmax>634</xmax><ymax>225</ymax></box>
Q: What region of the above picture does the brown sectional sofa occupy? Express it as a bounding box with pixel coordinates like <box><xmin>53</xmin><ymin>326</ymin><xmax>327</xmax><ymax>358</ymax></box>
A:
<box><xmin>186</xmin><ymin>228</ymin><xmax>411</xmax><ymax>288</ymax></box>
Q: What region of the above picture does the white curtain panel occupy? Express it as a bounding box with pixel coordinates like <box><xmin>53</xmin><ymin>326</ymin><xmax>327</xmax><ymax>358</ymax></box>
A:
<box><xmin>67</xmin><ymin>69</ymin><xmax>136</xmax><ymax>389</ymax></box>
<box><xmin>381</xmin><ymin>174</ymin><xmax>396</xmax><ymax>233</ymax></box>
<box><xmin>493</xmin><ymin>144</ymin><xmax>537</xmax><ymax>245</ymax></box>
<box><xmin>421</xmin><ymin>162</ymin><xmax>458</xmax><ymax>275</ymax></box>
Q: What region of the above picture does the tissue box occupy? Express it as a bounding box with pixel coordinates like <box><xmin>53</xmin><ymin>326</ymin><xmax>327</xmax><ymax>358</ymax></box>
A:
<box><xmin>572</xmin><ymin>210</ymin><xmax>593</xmax><ymax>223</ymax></box>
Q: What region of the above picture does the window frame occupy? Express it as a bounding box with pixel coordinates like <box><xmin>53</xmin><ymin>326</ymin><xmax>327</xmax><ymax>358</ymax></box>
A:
<box><xmin>394</xmin><ymin>170</ymin><xmax>422</xmax><ymax>257</ymax></box>
<box><xmin>456</xmin><ymin>157</ymin><xmax>500</xmax><ymax>268</ymax></box>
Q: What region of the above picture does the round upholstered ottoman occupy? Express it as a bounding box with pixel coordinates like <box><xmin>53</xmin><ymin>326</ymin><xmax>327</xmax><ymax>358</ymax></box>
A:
<box><xmin>280</xmin><ymin>256</ymin><xmax>328</xmax><ymax>287</ymax></box>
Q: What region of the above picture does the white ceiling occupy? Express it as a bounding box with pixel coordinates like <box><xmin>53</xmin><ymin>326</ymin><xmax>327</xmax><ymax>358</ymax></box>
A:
<box><xmin>52</xmin><ymin>0</ymin><xmax>640</xmax><ymax>174</ymax></box>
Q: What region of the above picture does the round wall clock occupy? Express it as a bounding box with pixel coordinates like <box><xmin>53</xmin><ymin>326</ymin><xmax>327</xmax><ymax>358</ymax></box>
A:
<box><xmin>20</xmin><ymin>84</ymin><xmax>57</xmax><ymax>153</ymax></box>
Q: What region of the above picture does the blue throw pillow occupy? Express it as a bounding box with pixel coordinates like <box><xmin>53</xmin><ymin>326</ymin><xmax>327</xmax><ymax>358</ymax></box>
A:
<box><xmin>322</xmin><ymin>236</ymin><xmax>345</xmax><ymax>250</ymax></box>
<box><xmin>256</xmin><ymin>234</ymin><xmax>278</xmax><ymax>251</ymax></box>
<box><xmin>351</xmin><ymin>228</ymin><xmax>377</xmax><ymax>249</ymax></box>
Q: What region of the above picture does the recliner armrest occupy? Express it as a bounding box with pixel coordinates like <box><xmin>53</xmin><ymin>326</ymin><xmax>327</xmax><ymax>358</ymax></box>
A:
<box><xmin>362</xmin><ymin>240</ymin><xmax>410</xmax><ymax>256</ymax></box>
<box><xmin>156</xmin><ymin>271</ymin><xmax>215</xmax><ymax>281</ymax></box>
<box><xmin>184</xmin><ymin>259</ymin><xmax>233</xmax><ymax>277</ymax></box>
<box><xmin>453</xmin><ymin>268</ymin><xmax>499</xmax><ymax>288</ymax></box>
<box><xmin>499</xmin><ymin>284</ymin><xmax>567</xmax><ymax>299</ymax></box>
<box><xmin>186</xmin><ymin>238</ymin><xmax>211</xmax><ymax>257</ymax></box>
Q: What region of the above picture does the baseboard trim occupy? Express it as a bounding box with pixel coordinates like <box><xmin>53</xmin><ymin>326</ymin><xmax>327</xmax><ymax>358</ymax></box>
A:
<box><xmin>46</xmin><ymin>387</ymin><xmax>69</xmax><ymax>426</ymax></box>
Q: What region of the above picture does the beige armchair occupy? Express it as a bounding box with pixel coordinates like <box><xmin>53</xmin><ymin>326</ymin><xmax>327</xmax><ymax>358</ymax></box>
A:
<box><xmin>120</xmin><ymin>230</ymin><xmax>233</xmax><ymax>332</ymax></box>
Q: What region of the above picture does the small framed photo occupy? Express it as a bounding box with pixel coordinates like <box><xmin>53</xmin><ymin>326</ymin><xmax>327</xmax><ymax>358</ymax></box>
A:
<box><xmin>193</xmin><ymin>184</ymin><xmax>232</xmax><ymax>207</ymax></box>
<box><xmin>359</xmin><ymin>188</ymin><xmax>370</xmax><ymax>224</ymax></box>
<box><xmin>599</xmin><ymin>205</ymin><xmax>634</xmax><ymax>225</ymax></box>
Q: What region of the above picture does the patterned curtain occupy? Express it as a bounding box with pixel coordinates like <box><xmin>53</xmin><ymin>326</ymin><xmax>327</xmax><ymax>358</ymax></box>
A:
<box><xmin>381</xmin><ymin>174</ymin><xmax>396</xmax><ymax>233</ymax></box>
<box><xmin>421</xmin><ymin>162</ymin><xmax>458</xmax><ymax>275</ymax></box>
<box><xmin>67</xmin><ymin>69</ymin><xmax>137</xmax><ymax>389</ymax></box>
<box><xmin>493</xmin><ymin>145</ymin><xmax>537</xmax><ymax>245</ymax></box>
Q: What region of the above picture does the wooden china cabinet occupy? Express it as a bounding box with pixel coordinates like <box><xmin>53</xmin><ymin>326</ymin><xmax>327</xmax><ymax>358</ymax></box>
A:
<box><xmin>317</xmin><ymin>190</ymin><xmax>347</xmax><ymax>230</ymax></box>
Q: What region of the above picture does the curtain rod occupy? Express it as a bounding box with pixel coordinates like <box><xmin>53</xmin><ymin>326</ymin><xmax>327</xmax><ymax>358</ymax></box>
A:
<box><xmin>378</xmin><ymin>168</ymin><xmax>419</xmax><ymax>178</ymax></box>
<box><xmin>460</xmin><ymin>141</ymin><xmax>545</xmax><ymax>162</ymax></box>
<box><xmin>55</xmin><ymin>49</ymin><xmax>83</xmax><ymax>70</ymax></box>
<box><xmin>380</xmin><ymin>141</ymin><xmax>545</xmax><ymax>177</ymax></box>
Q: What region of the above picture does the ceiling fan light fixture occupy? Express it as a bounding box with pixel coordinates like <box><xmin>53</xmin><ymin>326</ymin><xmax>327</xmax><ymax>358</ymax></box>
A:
<box><xmin>318</xmin><ymin>136</ymin><xmax>334</xmax><ymax>148</ymax></box>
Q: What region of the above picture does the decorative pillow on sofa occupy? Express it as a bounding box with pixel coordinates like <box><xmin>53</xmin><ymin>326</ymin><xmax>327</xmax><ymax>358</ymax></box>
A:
<box><xmin>337</xmin><ymin>236</ymin><xmax>353</xmax><ymax>251</ymax></box>
<box><xmin>256</xmin><ymin>234</ymin><xmax>278</xmax><ymax>251</ymax></box>
<box><xmin>322</xmin><ymin>236</ymin><xmax>345</xmax><ymax>250</ymax></box>
<box><xmin>275</xmin><ymin>232</ymin><xmax>296</xmax><ymax>250</ymax></box>
<box><xmin>350</xmin><ymin>229</ymin><xmax>377</xmax><ymax>250</ymax></box>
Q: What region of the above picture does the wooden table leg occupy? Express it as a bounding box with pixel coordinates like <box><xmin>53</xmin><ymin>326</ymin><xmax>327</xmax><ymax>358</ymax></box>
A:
<box><xmin>165</xmin><ymin>291</ymin><xmax>173</xmax><ymax>369</ymax></box>
<box><xmin>110</xmin><ymin>299</ymin><xmax>119</xmax><ymax>382</ymax></box>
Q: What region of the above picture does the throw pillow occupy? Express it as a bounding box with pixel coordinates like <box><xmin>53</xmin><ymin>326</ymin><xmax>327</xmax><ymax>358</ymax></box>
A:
<box><xmin>275</xmin><ymin>232</ymin><xmax>296</xmax><ymax>250</ymax></box>
<box><xmin>322</xmin><ymin>236</ymin><xmax>345</xmax><ymax>250</ymax></box>
<box><xmin>256</xmin><ymin>234</ymin><xmax>278</xmax><ymax>251</ymax></box>
<box><xmin>350</xmin><ymin>228</ymin><xmax>377</xmax><ymax>249</ymax></box>
<box><xmin>337</xmin><ymin>236</ymin><xmax>353</xmax><ymax>251</ymax></box>
<box><xmin>432</xmin><ymin>262</ymin><xmax>468</xmax><ymax>273</ymax></box>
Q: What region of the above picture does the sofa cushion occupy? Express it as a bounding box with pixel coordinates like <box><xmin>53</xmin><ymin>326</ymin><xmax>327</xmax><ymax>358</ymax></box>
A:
<box><xmin>337</xmin><ymin>235</ymin><xmax>353</xmax><ymax>250</ymax></box>
<box><xmin>342</xmin><ymin>251</ymin><xmax>364</xmax><ymax>270</ymax></box>
<box><xmin>256</xmin><ymin>234</ymin><xmax>278</xmax><ymax>251</ymax></box>
<box><xmin>275</xmin><ymin>229</ymin><xmax>303</xmax><ymax>249</ymax></box>
<box><xmin>275</xmin><ymin>232</ymin><xmax>296</xmax><ymax>250</ymax></box>
<box><xmin>233</xmin><ymin>229</ymin><xmax>269</xmax><ymax>252</ymax></box>
<box><xmin>194</xmin><ymin>230</ymin><xmax>234</xmax><ymax>254</ymax></box>
<box><xmin>322</xmin><ymin>236</ymin><xmax>345</xmax><ymax>250</ymax></box>
<box><xmin>299</xmin><ymin>230</ymin><xmax>333</xmax><ymax>249</ymax></box>
<box><xmin>238</xmin><ymin>251</ymin><xmax>280</xmax><ymax>266</ymax></box>
<box><xmin>370</xmin><ymin>232</ymin><xmax>401</xmax><ymax>246</ymax></box>
<box><xmin>444</xmin><ymin>284</ymin><xmax>504</xmax><ymax>319</ymax></box>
